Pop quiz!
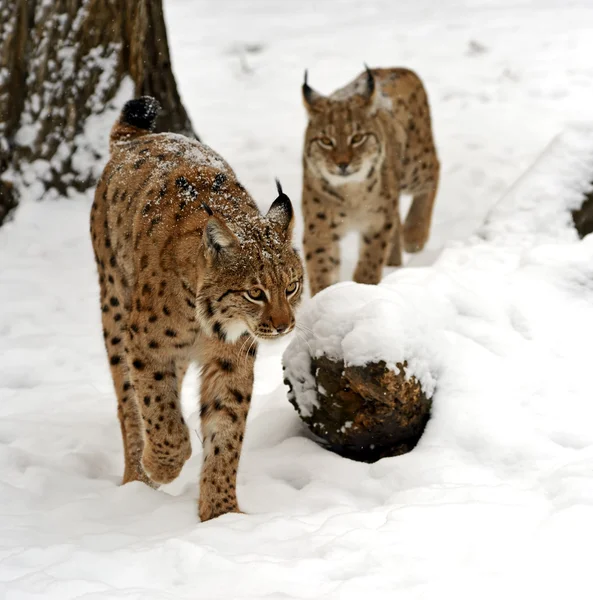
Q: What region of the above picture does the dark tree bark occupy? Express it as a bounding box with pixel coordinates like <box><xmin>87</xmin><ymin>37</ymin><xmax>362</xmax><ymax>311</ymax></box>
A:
<box><xmin>0</xmin><ymin>0</ymin><xmax>197</xmax><ymax>226</ymax></box>
<box><xmin>572</xmin><ymin>184</ymin><xmax>593</xmax><ymax>239</ymax></box>
<box><xmin>285</xmin><ymin>357</ymin><xmax>432</xmax><ymax>463</ymax></box>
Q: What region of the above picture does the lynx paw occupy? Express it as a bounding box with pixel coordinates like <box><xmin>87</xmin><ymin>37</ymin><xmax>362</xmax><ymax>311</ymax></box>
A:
<box><xmin>199</xmin><ymin>497</ymin><xmax>243</xmax><ymax>522</ymax></box>
<box><xmin>141</xmin><ymin>437</ymin><xmax>191</xmax><ymax>485</ymax></box>
<box><xmin>198</xmin><ymin>476</ymin><xmax>243</xmax><ymax>521</ymax></box>
<box><xmin>403</xmin><ymin>225</ymin><xmax>429</xmax><ymax>254</ymax></box>
<box><xmin>122</xmin><ymin>465</ymin><xmax>157</xmax><ymax>489</ymax></box>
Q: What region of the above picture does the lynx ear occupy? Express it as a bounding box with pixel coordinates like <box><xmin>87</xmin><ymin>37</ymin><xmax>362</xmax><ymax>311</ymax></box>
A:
<box><xmin>362</xmin><ymin>63</ymin><xmax>375</xmax><ymax>101</ymax></box>
<box><xmin>204</xmin><ymin>217</ymin><xmax>238</xmax><ymax>256</ymax></box>
<box><xmin>302</xmin><ymin>70</ymin><xmax>324</xmax><ymax>114</ymax></box>
<box><xmin>267</xmin><ymin>179</ymin><xmax>294</xmax><ymax>236</ymax></box>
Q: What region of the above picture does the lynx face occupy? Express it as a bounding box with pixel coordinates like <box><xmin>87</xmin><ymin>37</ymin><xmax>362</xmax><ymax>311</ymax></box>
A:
<box><xmin>303</xmin><ymin>71</ymin><xmax>384</xmax><ymax>186</ymax></box>
<box><xmin>197</xmin><ymin>211</ymin><xmax>304</xmax><ymax>342</ymax></box>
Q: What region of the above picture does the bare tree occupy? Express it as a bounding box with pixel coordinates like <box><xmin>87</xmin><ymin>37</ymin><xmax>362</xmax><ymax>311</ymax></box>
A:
<box><xmin>0</xmin><ymin>0</ymin><xmax>197</xmax><ymax>225</ymax></box>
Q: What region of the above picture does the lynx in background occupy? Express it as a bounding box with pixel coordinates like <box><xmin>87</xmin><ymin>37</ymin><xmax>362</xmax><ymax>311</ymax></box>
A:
<box><xmin>91</xmin><ymin>97</ymin><xmax>303</xmax><ymax>521</ymax></box>
<box><xmin>302</xmin><ymin>67</ymin><xmax>439</xmax><ymax>296</ymax></box>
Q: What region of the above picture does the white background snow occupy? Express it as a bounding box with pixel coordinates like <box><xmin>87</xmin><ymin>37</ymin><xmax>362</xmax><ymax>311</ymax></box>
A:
<box><xmin>2</xmin><ymin>0</ymin><xmax>593</xmax><ymax>598</ymax></box>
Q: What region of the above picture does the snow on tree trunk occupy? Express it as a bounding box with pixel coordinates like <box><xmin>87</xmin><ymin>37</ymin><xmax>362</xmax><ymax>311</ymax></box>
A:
<box><xmin>0</xmin><ymin>0</ymin><xmax>197</xmax><ymax>225</ymax></box>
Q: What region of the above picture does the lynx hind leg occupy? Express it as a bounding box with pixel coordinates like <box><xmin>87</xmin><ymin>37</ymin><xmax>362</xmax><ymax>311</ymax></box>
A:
<box><xmin>125</xmin><ymin>345</ymin><xmax>192</xmax><ymax>486</ymax></box>
<box><xmin>100</xmin><ymin>283</ymin><xmax>152</xmax><ymax>486</ymax></box>
<box><xmin>403</xmin><ymin>165</ymin><xmax>440</xmax><ymax>254</ymax></box>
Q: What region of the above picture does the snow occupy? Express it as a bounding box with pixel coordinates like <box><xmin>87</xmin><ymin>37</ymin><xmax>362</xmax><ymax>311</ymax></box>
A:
<box><xmin>478</xmin><ymin>124</ymin><xmax>593</xmax><ymax>246</ymax></box>
<box><xmin>3</xmin><ymin>0</ymin><xmax>593</xmax><ymax>598</ymax></box>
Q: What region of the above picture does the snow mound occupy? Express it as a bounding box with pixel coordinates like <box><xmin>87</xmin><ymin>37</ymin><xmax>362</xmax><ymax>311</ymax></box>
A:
<box><xmin>478</xmin><ymin>124</ymin><xmax>593</xmax><ymax>246</ymax></box>
<box><xmin>284</xmin><ymin>279</ymin><xmax>448</xmax><ymax>417</ymax></box>
<box><xmin>285</xmin><ymin>235</ymin><xmax>593</xmax><ymax>422</ymax></box>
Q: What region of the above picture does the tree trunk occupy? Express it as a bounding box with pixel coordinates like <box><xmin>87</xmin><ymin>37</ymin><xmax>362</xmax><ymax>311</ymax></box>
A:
<box><xmin>284</xmin><ymin>357</ymin><xmax>432</xmax><ymax>463</ymax></box>
<box><xmin>0</xmin><ymin>0</ymin><xmax>197</xmax><ymax>226</ymax></box>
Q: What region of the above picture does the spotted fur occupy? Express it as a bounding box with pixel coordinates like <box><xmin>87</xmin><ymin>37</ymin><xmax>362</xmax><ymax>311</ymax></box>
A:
<box><xmin>90</xmin><ymin>97</ymin><xmax>303</xmax><ymax>521</ymax></box>
<box><xmin>302</xmin><ymin>67</ymin><xmax>439</xmax><ymax>295</ymax></box>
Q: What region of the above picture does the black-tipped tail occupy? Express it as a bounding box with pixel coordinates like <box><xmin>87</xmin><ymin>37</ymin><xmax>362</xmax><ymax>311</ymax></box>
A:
<box><xmin>121</xmin><ymin>96</ymin><xmax>161</xmax><ymax>131</ymax></box>
<box><xmin>110</xmin><ymin>96</ymin><xmax>161</xmax><ymax>147</ymax></box>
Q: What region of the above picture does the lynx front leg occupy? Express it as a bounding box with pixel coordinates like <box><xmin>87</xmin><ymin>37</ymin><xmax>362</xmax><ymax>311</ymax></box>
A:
<box><xmin>386</xmin><ymin>209</ymin><xmax>403</xmax><ymax>267</ymax></box>
<box><xmin>303</xmin><ymin>229</ymin><xmax>341</xmax><ymax>297</ymax></box>
<box><xmin>198</xmin><ymin>334</ymin><xmax>256</xmax><ymax>521</ymax></box>
<box><xmin>354</xmin><ymin>219</ymin><xmax>395</xmax><ymax>285</ymax></box>
<box><xmin>125</xmin><ymin>345</ymin><xmax>192</xmax><ymax>485</ymax></box>
<box><xmin>302</xmin><ymin>183</ymin><xmax>345</xmax><ymax>296</ymax></box>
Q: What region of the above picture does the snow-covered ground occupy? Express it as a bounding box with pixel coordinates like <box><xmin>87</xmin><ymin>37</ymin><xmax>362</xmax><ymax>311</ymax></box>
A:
<box><xmin>2</xmin><ymin>1</ymin><xmax>593</xmax><ymax>598</ymax></box>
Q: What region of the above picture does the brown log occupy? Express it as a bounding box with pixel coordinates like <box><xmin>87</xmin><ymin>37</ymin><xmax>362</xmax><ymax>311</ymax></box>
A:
<box><xmin>285</xmin><ymin>356</ymin><xmax>432</xmax><ymax>463</ymax></box>
<box><xmin>0</xmin><ymin>0</ymin><xmax>197</xmax><ymax>226</ymax></box>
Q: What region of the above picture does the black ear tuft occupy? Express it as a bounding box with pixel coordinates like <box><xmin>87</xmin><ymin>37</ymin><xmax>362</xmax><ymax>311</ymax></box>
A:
<box><xmin>302</xmin><ymin>69</ymin><xmax>313</xmax><ymax>105</ymax></box>
<box><xmin>267</xmin><ymin>179</ymin><xmax>294</xmax><ymax>233</ymax></box>
<box><xmin>363</xmin><ymin>63</ymin><xmax>375</xmax><ymax>100</ymax></box>
<box><xmin>302</xmin><ymin>69</ymin><xmax>323</xmax><ymax>109</ymax></box>
<box><xmin>121</xmin><ymin>96</ymin><xmax>161</xmax><ymax>131</ymax></box>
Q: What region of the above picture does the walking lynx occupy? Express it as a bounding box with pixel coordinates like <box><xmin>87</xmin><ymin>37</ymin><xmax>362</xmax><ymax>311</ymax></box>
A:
<box><xmin>91</xmin><ymin>97</ymin><xmax>303</xmax><ymax>521</ymax></box>
<box><xmin>301</xmin><ymin>67</ymin><xmax>439</xmax><ymax>295</ymax></box>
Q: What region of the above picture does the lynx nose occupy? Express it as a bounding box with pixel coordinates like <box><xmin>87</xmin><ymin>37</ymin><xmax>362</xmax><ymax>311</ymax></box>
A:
<box><xmin>338</xmin><ymin>162</ymin><xmax>349</xmax><ymax>174</ymax></box>
<box><xmin>270</xmin><ymin>315</ymin><xmax>291</xmax><ymax>335</ymax></box>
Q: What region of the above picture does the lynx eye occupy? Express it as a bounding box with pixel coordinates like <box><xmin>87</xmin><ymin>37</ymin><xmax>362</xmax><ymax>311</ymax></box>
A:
<box><xmin>246</xmin><ymin>288</ymin><xmax>266</xmax><ymax>302</ymax></box>
<box><xmin>350</xmin><ymin>133</ymin><xmax>366</xmax><ymax>146</ymax></box>
<box><xmin>318</xmin><ymin>137</ymin><xmax>334</xmax><ymax>149</ymax></box>
<box><xmin>286</xmin><ymin>281</ymin><xmax>299</xmax><ymax>296</ymax></box>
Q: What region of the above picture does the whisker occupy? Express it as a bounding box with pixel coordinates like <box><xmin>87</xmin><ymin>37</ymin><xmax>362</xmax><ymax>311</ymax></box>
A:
<box><xmin>237</xmin><ymin>333</ymin><xmax>256</xmax><ymax>368</ymax></box>
<box><xmin>238</xmin><ymin>336</ymin><xmax>251</xmax><ymax>368</ymax></box>
<box><xmin>238</xmin><ymin>334</ymin><xmax>251</xmax><ymax>356</ymax></box>
<box><xmin>296</xmin><ymin>323</ymin><xmax>314</xmax><ymax>335</ymax></box>
<box><xmin>194</xmin><ymin>428</ymin><xmax>204</xmax><ymax>446</ymax></box>
<box><xmin>295</xmin><ymin>329</ymin><xmax>314</xmax><ymax>356</ymax></box>
<box><xmin>244</xmin><ymin>337</ymin><xmax>257</xmax><ymax>367</ymax></box>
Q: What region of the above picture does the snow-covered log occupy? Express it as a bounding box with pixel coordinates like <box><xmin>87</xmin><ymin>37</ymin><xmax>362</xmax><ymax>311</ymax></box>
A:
<box><xmin>0</xmin><ymin>0</ymin><xmax>197</xmax><ymax>225</ymax></box>
<box><xmin>284</xmin><ymin>125</ymin><xmax>593</xmax><ymax>462</ymax></box>
<box><xmin>283</xmin><ymin>281</ymin><xmax>441</xmax><ymax>463</ymax></box>
<box><xmin>285</xmin><ymin>356</ymin><xmax>430</xmax><ymax>462</ymax></box>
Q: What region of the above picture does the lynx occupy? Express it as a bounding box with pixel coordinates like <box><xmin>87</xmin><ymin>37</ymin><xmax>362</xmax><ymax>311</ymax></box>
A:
<box><xmin>90</xmin><ymin>97</ymin><xmax>303</xmax><ymax>521</ymax></box>
<box><xmin>301</xmin><ymin>67</ymin><xmax>439</xmax><ymax>295</ymax></box>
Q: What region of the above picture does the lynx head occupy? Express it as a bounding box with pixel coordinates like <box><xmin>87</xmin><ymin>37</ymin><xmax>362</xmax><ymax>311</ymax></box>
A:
<box><xmin>197</xmin><ymin>182</ymin><xmax>304</xmax><ymax>343</ymax></box>
<box><xmin>302</xmin><ymin>67</ymin><xmax>383</xmax><ymax>186</ymax></box>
